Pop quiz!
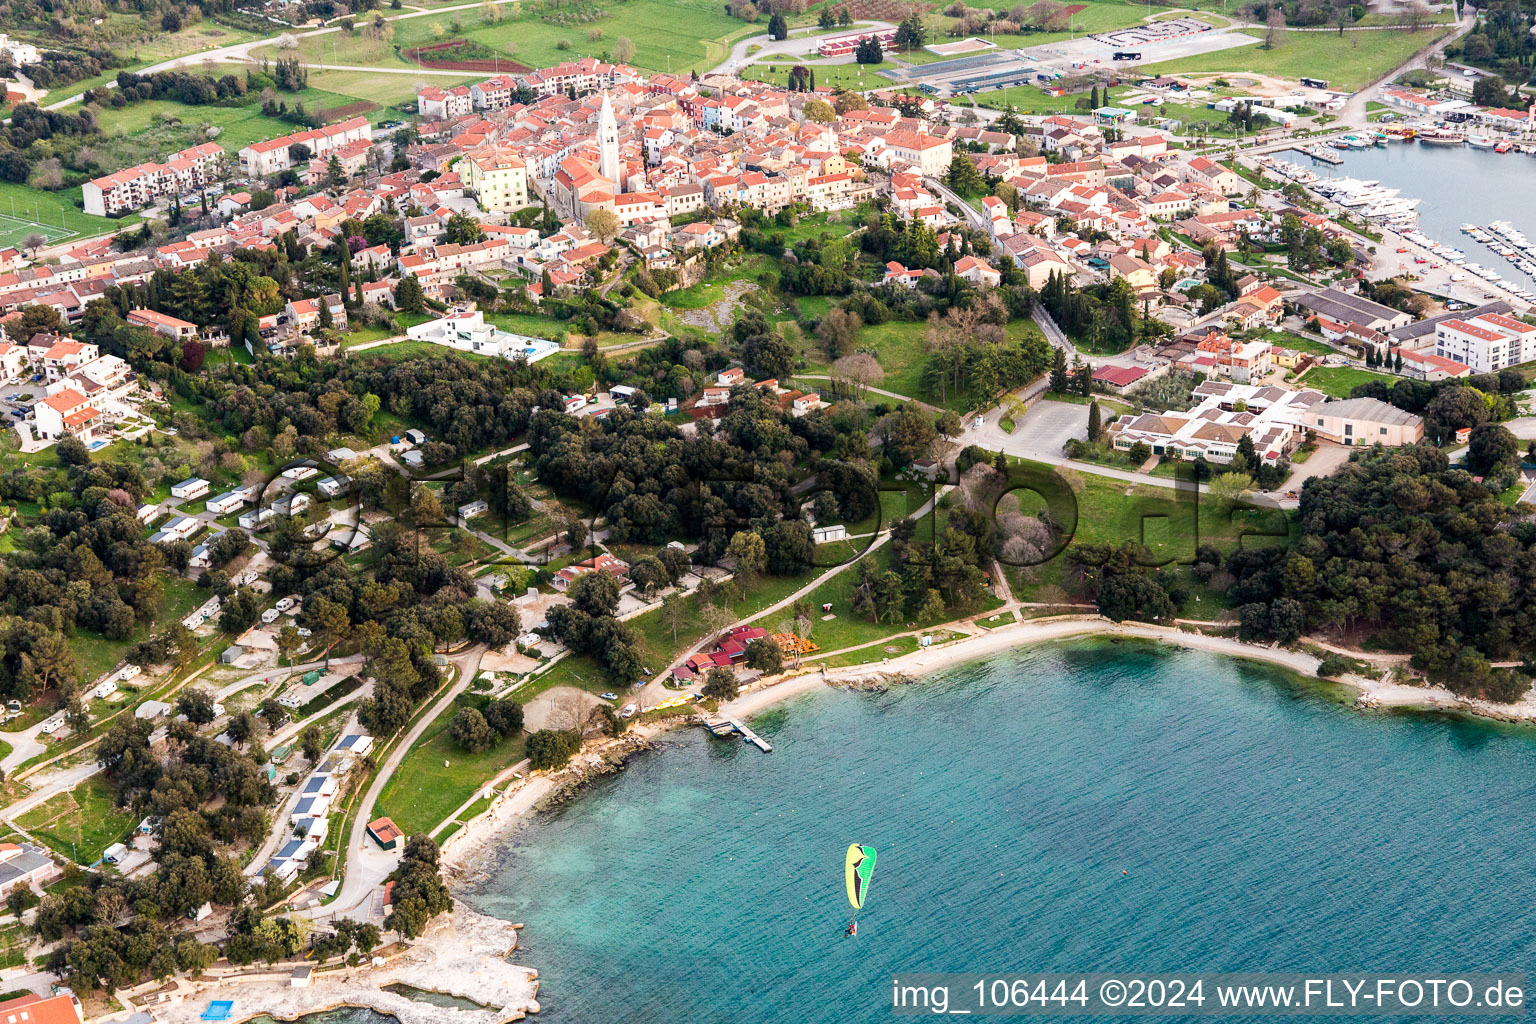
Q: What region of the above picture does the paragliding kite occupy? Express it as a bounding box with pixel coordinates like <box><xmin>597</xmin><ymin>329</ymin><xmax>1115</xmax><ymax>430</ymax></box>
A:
<box><xmin>844</xmin><ymin>843</ymin><xmax>876</xmax><ymax>936</ymax></box>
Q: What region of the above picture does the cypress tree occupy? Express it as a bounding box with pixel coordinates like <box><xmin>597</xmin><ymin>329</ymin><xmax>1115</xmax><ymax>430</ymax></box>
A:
<box><xmin>1088</xmin><ymin>400</ymin><xmax>1102</xmax><ymax>444</ymax></box>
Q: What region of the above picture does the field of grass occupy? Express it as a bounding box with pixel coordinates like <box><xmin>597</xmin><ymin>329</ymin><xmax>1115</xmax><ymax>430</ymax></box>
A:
<box><xmin>93</xmin><ymin>14</ymin><xmax>258</xmax><ymax>62</ymax></box>
<box><xmin>1297</xmin><ymin>365</ymin><xmax>1396</xmax><ymax>398</ymax></box>
<box><xmin>17</xmin><ymin>775</ymin><xmax>137</xmax><ymax>864</ymax></box>
<box><xmin>1249</xmin><ymin>329</ymin><xmax>1339</xmax><ymax>357</ymax></box>
<box><xmin>1004</xmin><ymin>457</ymin><xmax>1293</xmax><ymax>604</ymax></box>
<box><xmin>800</xmin><ymin>316</ymin><xmax>1044</xmax><ymax>411</ymax></box>
<box><xmin>69</xmin><ymin>576</ymin><xmax>204</xmax><ymax>683</ymax></box>
<box><xmin>744</xmin><ymin>61</ymin><xmax>898</xmax><ymax>91</ymax></box>
<box><xmin>255</xmin><ymin>0</ymin><xmax>756</xmax><ymax>76</ymax></box>
<box><xmin>902</xmin><ymin>0</ymin><xmax>1151</xmax><ymax>62</ymax></box>
<box><xmin>94</xmin><ymin>98</ymin><xmax>304</xmax><ymax>154</ymax></box>
<box><xmin>797</xmin><ymin>547</ymin><xmax>1004</xmax><ymax>655</ymax></box>
<box><xmin>1141</xmin><ymin>26</ymin><xmax>1452</xmax><ymax>93</ymax></box>
<box><xmin>0</xmin><ymin>182</ymin><xmax>125</xmax><ymax>246</ymax></box>
<box><xmin>374</xmin><ymin>694</ymin><xmax>525</xmax><ymax>836</ymax></box>
<box><xmin>305</xmin><ymin>69</ymin><xmax>483</xmax><ymax>109</ymax></box>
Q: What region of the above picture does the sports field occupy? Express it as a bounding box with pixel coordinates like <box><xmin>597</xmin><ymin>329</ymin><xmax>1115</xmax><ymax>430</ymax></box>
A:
<box><xmin>0</xmin><ymin>182</ymin><xmax>126</xmax><ymax>247</ymax></box>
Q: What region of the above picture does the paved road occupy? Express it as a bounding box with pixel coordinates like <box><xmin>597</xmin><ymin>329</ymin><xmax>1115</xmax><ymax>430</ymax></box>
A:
<box><xmin>241</xmin><ymin>683</ymin><xmax>375</xmax><ymax>876</ymax></box>
<box><xmin>300</xmin><ymin>644</ymin><xmax>486</xmax><ymax>922</ymax></box>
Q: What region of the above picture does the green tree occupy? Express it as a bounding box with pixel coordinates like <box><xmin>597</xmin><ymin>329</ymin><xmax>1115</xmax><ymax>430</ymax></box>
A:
<box><xmin>703</xmin><ymin>666</ymin><xmax>739</xmax><ymax>700</ymax></box>
<box><xmin>448</xmin><ymin>706</ymin><xmax>495</xmax><ymax>753</ymax></box>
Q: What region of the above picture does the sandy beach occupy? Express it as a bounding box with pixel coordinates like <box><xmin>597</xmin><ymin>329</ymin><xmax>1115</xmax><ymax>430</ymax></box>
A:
<box><xmin>722</xmin><ymin>615</ymin><xmax>1536</xmax><ymax>724</ymax></box>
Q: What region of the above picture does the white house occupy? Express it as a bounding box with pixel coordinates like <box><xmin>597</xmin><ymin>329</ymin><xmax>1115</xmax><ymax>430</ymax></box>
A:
<box><xmin>171</xmin><ymin>477</ymin><xmax>210</xmax><ymax>501</ymax></box>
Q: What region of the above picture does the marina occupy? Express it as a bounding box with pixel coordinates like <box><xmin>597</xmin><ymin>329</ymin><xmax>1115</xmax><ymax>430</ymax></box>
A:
<box><xmin>1262</xmin><ymin>143</ymin><xmax>1536</xmax><ymax>301</ymax></box>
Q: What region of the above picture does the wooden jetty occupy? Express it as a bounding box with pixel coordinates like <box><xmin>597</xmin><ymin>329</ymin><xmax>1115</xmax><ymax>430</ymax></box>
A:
<box><xmin>701</xmin><ymin>716</ymin><xmax>772</xmax><ymax>752</ymax></box>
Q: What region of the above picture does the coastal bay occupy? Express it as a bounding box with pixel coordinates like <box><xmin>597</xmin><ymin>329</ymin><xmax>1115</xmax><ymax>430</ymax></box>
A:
<box><xmin>461</xmin><ymin>638</ymin><xmax>1536</xmax><ymax>1022</ymax></box>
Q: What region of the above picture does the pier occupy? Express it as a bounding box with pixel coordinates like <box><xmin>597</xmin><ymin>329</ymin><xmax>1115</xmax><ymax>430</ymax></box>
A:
<box><xmin>1297</xmin><ymin>145</ymin><xmax>1343</xmax><ymax>165</ymax></box>
<box><xmin>702</xmin><ymin>716</ymin><xmax>773</xmax><ymax>752</ymax></box>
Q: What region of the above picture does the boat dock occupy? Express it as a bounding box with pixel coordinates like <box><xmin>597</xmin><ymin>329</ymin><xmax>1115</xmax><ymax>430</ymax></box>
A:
<box><xmin>703</xmin><ymin>716</ymin><xmax>773</xmax><ymax>752</ymax></box>
<box><xmin>1297</xmin><ymin>144</ymin><xmax>1343</xmax><ymax>165</ymax></box>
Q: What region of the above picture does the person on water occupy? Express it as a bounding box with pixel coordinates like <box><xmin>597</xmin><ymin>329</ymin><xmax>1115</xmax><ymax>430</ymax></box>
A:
<box><xmin>846</xmin><ymin>921</ymin><xmax>857</xmax><ymax>937</ymax></box>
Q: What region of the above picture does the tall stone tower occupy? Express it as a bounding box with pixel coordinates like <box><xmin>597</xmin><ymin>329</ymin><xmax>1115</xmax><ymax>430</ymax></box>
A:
<box><xmin>598</xmin><ymin>93</ymin><xmax>621</xmax><ymax>191</ymax></box>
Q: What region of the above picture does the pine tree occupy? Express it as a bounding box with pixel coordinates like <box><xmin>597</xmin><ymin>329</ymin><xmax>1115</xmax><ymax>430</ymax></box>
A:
<box><xmin>1074</xmin><ymin>361</ymin><xmax>1093</xmax><ymax>396</ymax></box>
<box><xmin>1050</xmin><ymin>346</ymin><xmax>1069</xmax><ymax>393</ymax></box>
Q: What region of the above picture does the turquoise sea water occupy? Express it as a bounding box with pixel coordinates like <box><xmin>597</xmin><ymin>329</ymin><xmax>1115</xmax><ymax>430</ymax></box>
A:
<box><xmin>455</xmin><ymin>638</ymin><xmax>1536</xmax><ymax>1022</ymax></box>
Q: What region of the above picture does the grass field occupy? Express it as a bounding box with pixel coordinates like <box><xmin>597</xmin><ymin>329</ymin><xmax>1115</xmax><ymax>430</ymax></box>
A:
<box><xmin>255</xmin><ymin>0</ymin><xmax>758</xmax><ymax>77</ymax></box>
<box><xmin>0</xmin><ymin>182</ymin><xmax>125</xmax><ymax>246</ymax></box>
<box><xmin>305</xmin><ymin>69</ymin><xmax>484</xmax><ymax>108</ymax></box>
<box><xmin>1141</xmin><ymin>26</ymin><xmax>1453</xmax><ymax>93</ymax></box>
<box><xmin>374</xmin><ymin>695</ymin><xmax>525</xmax><ymax>835</ymax></box>
<box><xmin>69</xmin><ymin>576</ymin><xmax>204</xmax><ymax>683</ymax></box>
<box><xmin>800</xmin><ymin>316</ymin><xmax>1045</xmax><ymax>411</ymax></box>
<box><xmin>1297</xmin><ymin>365</ymin><xmax>1396</xmax><ymax>398</ymax></box>
<box><xmin>1006</xmin><ymin>457</ymin><xmax>1294</xmax><ymax>604</ymax></box>
<box><xmin>94</xmin><ymin>98</ymin><xmax>306</xmax><ymax>154</ymax></box>
<box><xmin>17</xmin><ymin>776</ymin><xmax>136</xmax><ymax>864</ymax></box>
<box><xmin>744</xmin><ymin>61</ymin><xmax>899</xmax><ymax>92</ymax></box>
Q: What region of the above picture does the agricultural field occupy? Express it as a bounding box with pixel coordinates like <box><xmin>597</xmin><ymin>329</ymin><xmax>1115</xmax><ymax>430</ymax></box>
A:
<box><xmin>1141</xmin><ymin>26</ymin><xmax>1453</xmax><ymax>93</ymax></box>
<box><xmin>254</xmin><ymin>0</ymin><xmax>759</xmax><ymax>77</ymax></box>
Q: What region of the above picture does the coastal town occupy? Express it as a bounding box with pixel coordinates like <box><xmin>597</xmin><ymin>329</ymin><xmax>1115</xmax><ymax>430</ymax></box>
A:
<box><xmin>0</xmin><ymin>0</ymin><xmax>1529</xmax><ymax>1017</ymax></box>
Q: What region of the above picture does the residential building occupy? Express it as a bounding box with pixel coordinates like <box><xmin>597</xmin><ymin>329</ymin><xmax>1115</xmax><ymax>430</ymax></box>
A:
<box><xmin>82</xmin><ymin>142</ymin><xmax>224</xmax><ymax>217</ymax></box>
<box><xmin>463</xmin><ymin>148</ymin><xmax>530</xmax><ymax>212</ymax></box>
<box><xmin>239</xmin><ymin>117</ymin><xmax>372</xmax><ymax>178</ymax></box>
<box><xmin>34</xmin><ymin>388</ymin><xmax>102</xmax><ymax>441</ymax></box>
<box><xmin>1433</xmin><ymin>312</ymin><xmax>1536</xmax><ymax>373</ymax></box>
<box><xmin>127</xmin><ymin>308</ymin><xmax>199</xmax><ymax>342</ymax></box>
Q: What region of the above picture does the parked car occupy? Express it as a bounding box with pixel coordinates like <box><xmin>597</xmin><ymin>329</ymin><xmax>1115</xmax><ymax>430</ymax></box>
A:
<box><xmin>599</xmin><ymin>692</ymin><xmax>618</xmax><ymax>701</ymax></box>
<box><xmin>619</xmin><ymin>703</ymin><xmax>638</xmax><ymax>719</ymax></box>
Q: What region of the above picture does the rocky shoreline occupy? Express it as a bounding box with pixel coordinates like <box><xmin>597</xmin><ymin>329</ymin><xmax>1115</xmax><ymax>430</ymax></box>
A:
<box><xmin>141</xmin><ymin>906</ymin><xmax>541</xmax><ymax>1024</ymax></box>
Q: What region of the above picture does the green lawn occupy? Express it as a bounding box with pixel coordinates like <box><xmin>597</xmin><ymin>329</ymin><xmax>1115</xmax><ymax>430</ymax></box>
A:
<box><xmin>1002</xmin><ymin>457</ymin><xmax>1294</xmax><ymax>606</ymax></box>
<box><xmin>798</xmin><ymin>547</ymin><xmax>1004</xmax><ymax>655</ymax></box>
<box><xmin>1297</xmin><ymin>365</ymin><xmax>1396</xmax><ymax>398</ymax></box>
<box><xmin>373</xmin><ymin>695</ymin><xmax>525</xmax><ymax>836</ymax></box>
<box><xmin>1141</xmin><ymin>26</ymin><xmax>1453</xmax><ymax>93</ymax></box>
<box><xmin>305</xmin><ymin>69</ymin><xmax>484</xmax><ymax>109</ymax></box>
<box><xmin>800</xmin><ymin>316</ymin><xmax>1044</xmax><ymax>411</ymax></box>
<box><xmin>1250</xmin><ymin>329</ymin><xmax>1338</xmax><ymax>357</ymax></box>
<box><xmin>660</xmin><ymin>256</ymin><xmax>769</xmax><ymax>310</ymax></box>
<box><xmin>17</xmin><ymin>775</ymin><xmax>137</xmax><ymax>864</ymax></box>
